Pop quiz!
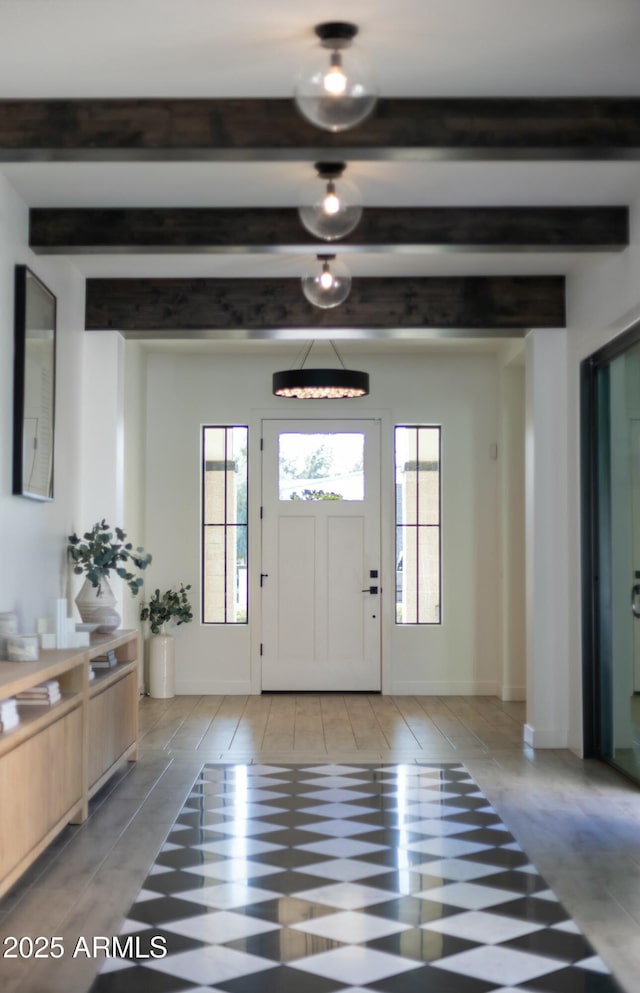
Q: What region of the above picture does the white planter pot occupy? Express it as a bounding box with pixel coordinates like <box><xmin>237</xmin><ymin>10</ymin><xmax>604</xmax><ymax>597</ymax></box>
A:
<box><xmin>148</xmin><ymin>633</ymin><xmax>175</xmax><ymax>698</ymax></box>
<box><xmin>74</xmin><ymin>577</ymin><xmax>121</xmax><ymax>633</ymax></box>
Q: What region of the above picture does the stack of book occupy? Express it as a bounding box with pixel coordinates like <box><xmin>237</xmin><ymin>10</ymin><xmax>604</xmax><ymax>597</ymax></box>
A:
<box><xmin>91</xmin><ymin>650</ymin><xmax>117</xmax><ymax>670</ymax></box>
<box><xmin>16</xmin><ymin>680</ymin><xmax>62</xmax><ymax>706</ymax></box>
<box><xmin>0</xmin><ymin>698</ymin><xmax>19</xmax><ymax>732</ymax></box>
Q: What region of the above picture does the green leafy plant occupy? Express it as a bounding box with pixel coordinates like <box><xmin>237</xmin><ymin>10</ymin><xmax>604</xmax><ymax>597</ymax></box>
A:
<box><xmin>289</xmin><ymin>489</ymin><xmax>342</xmax><ymax>501</ymax></box>
<box><xmin>140</xmin><ymin>584</ymin><xmax>193</xmax><ymax>635</ymax></box>
<box><xmin>68</xmin><ymin>519</ymin><xmax>152</xmax><ymax>597</ymax></box>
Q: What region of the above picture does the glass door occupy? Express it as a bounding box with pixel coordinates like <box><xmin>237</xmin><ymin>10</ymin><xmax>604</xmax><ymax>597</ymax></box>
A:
<box><xmin>584</xmin><ymin>331</ymin><xmax>640</xmax><ymax>781</ymax></box>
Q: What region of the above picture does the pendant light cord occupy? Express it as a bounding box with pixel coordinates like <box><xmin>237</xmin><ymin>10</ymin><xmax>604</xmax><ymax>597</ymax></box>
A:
<box><xmin>290</xmin><ymin>339</ymin><xmax>348</xmax><ymax>370</ymax></box>
<box><xmin>290</xmin><ymin>340</ymin><xmax>315</xmax><ymax>370</ymax></box>
<box><xmin>329</xmin><ymin>339</ymin><xmax>347</xmax><ymax>369</ymax></box>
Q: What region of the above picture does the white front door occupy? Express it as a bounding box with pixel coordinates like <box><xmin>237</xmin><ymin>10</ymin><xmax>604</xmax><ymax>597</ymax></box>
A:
<box><xmin>261</xmin><ymin>418</ymin><xmax>381</xmax><ymax>691</ymax></box>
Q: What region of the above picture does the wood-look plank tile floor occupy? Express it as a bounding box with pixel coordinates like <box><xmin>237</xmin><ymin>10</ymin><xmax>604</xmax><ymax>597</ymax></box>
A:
<box><xmin>0</xmin><ymin>694</ymin><xmax>639</xmax><ymax>993</ymax></box>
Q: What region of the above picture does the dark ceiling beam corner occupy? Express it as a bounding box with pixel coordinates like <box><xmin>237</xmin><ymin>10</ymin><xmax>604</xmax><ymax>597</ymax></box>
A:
<box><xmin>4</xmin><ymin>98</ymin><xmax>640</xmax><ymax>161</ymax></box>
<box><xmin>30</xmin><ymin>206</ymin><xmax>628</xmax><ymax>254</ymax></box>
<box><xmin>84</xmin><ymin>275</ymin><xmax>565</xmax><ymax>336</ymax></box>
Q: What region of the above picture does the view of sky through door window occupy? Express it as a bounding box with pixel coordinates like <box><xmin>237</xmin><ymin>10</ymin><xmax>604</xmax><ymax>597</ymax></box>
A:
<box><xmin>278</xmin><ymin>432</ymin><xmax>365</xmax><ymax>501</ymax></box>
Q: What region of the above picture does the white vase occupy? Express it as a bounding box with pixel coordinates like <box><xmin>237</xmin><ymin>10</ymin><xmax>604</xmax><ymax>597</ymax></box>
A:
<box><xmin>74</xmin><ymin>577</ymin><xmax>121</xmax><ymax>633</ymax></box>
<box><xmin>148</xmin><ymin>632</ymin><xmax>175</xmax><ymax>698</ymax></box>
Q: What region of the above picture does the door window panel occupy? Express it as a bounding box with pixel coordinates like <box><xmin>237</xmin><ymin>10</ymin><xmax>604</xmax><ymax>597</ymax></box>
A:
<box><xmin>278</xmin><ymin>432</ymin><xmax>365</xmax><ymax>501</ymax></box>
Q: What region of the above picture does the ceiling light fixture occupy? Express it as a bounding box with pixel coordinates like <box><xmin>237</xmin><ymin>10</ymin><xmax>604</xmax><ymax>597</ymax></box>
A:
<box><xmin>298</xmin><ymin>161</ymin><xmax>363</xmax><ymax>241</ymax></box>
<box><xmin>294</xmin><ymin>22</ymin><xmax>377</xmax><ymax>133</ymax></box>
<box><xmin>273</xmin><ymin>340</ymin><xmax>369</xmax><ymax>399</ymax></box>
<box><xmin>302</xmin><ymin>254</ymin><xmax>352</xmax><ymax>309</ymax></box>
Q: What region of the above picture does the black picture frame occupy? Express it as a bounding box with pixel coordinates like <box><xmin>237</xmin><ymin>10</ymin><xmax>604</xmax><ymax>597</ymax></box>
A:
<box><xmin>12</xmin><ymin>265</ymin><xmax>57</xmax><ymax>501</ymax></box>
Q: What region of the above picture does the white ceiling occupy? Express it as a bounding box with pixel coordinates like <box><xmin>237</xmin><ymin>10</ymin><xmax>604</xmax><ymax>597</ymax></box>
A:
<box><xmin>0</xmin><ymin>0</ymin><xmax>639</xmax><ymax>99</ymax></box>
<box><xmin>5</xmin><ymin>161</ymin><xmax>640</xmax><ymax>212</ymax></box>
<box><xmin>0</xmin><ymin>0</ymin><xmax>639</xmax><ymax>345</ymax></box>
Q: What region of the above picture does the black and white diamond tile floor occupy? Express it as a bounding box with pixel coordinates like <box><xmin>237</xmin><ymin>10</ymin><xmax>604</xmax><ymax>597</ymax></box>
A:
<box><xmin>89</xmin><ymin>763</ymin><xmax>624</xmax><ymax>993</ymax></box>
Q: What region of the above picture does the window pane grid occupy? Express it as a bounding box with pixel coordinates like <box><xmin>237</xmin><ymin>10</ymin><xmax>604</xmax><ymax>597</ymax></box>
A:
<box><xmin>395</xmin><ymin>426</ymin><xmax>441</xmax><ymax>625</ymax></box>
<box><xmin>202</xmin><ymin>426</ymin><xmax>248</xmax><ymax>624</ymax></box>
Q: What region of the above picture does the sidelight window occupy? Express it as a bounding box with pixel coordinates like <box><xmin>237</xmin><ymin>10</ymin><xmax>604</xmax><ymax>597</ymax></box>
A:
<box><xmin>395</xmin><ymin>426</ymin><xmax>441</xmax><ymax>624</ymax></box>
<box><xmin>202</xmin><ymin>426</ymin><xmax>248</xmax><ymax>623</ymax></box>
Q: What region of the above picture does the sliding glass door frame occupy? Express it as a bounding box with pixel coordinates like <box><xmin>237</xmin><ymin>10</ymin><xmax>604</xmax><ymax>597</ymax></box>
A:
<box><xmin>581</xmin><ymin>319</ymin><xmax>640</xmax><ymax>776</ymax></box>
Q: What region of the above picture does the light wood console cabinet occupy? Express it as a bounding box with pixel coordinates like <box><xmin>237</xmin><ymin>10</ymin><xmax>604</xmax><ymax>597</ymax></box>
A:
<box><xmin>0</xmin><ymin>630</ymin><xmax>139</xmax><ymax>899</ymax></box>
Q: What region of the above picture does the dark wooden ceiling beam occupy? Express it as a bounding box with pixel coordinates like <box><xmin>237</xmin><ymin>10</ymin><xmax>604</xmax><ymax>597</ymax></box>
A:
<box><xmin>30</xmin><ymin>206</ymin><xmax>628</xmax><ymax>254</ymax></box>
<box><xmin>3</xmin><ymin>98</ymin><xmax>640</xmax><ymax>161</ymax></box>
<box><xmin>85</xmin><ymin>276</ymin><xmax>565</xmax><ymax>336</ymax></box>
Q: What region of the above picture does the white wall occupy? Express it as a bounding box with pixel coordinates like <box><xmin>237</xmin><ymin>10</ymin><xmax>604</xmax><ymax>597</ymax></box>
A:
<box><xmin>123</xmin><ymin>340</ymin><xmax>148</xmax><ymax>687</ymax></box>
<box><xmin>144</xmin><ymin>346</ymin><xmax>502</xmax><ymax>695</ymax></box>
<box><xmin>499</xmin><ymin>356</ymin><xmax>526</xmax><ymax>701</ymax></box>
<box><xmin>66</xmin><ymin>334</ymin><xmax>148</xmax><ymax>643</ymax></box>
<box><xmin>525</xmin><ymin>330</ymin><xmax>571</xmax><ymax>748</ymax></box>
<box><xmin>122</xmin><ymin>340</ymin><xmax>147</xmax><ymax>632</ymax></box>
<box><xmin>546</xmin><ymin>192</ymin><xmax>640</xmax><ymax>754</ymax></box>
<box><xmin>381</xmin><ymin>353</ymin><xmax>501</xmax><ymax>695</ymax></box>
<box><xmin>0</xmin><ymin>173</ymin><xmax>85</xmax><ymax>633</ymax></box>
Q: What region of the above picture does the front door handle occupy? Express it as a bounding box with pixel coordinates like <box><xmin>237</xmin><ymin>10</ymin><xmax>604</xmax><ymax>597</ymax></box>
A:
<box><xmin>632</xmin><ymin>583</ymin><xmax>640</xmax><ymax>618</ymax></box>
<box><xmin>361</xmin><ymin>586</ymin><xmax>379</xmax><ymax>594</ymax></box>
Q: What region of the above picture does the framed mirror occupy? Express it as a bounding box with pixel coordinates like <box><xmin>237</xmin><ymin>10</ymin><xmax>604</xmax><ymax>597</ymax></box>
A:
<box><xmin>12</xmin><ymin>266</ymin><xmax>57</xmax><ymax>501</ymax></box>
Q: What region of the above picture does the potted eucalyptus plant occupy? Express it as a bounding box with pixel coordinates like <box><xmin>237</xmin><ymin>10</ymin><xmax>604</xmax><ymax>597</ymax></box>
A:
<box><xmin>68</xmin><ymin>520</ymin><xmax>152</xmax><ymax>633</ymax></box>
<box><xmin>140</xmin><ymin>583</ymin><xmax>193</xmax><ymax>698</ymax></box>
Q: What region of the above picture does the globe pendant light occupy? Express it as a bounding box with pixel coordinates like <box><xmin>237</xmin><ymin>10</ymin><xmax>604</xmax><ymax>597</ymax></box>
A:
<box><xmin>273</xmin><ymin>340</ymin><xmax>369</xmax><ymax>399</ymax></box>
<box><xmin>298</xmin><ymin>161</ymin><xmax>363</xmax><ymax>241</ymax></box>
<box><xmin>294</xmin><ymin>22</ymin><xmax>377</xmax><ymax>133</ymax></box>
<box><xmin>301</xmin><ymin>254</ymin><xmax>352</xmax><ymax>309</ymax></box>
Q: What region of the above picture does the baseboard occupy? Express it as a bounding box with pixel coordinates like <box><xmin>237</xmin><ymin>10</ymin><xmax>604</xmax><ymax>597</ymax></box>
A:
<box><xmin>174</xmin><ymin>680</ymin><xmax>252</xmax><ymax>695</ymax></box>
<box><xmin>524</xmin><ymin>723</ymin><xmax>569</xmax><ymax>748</ymax></box>
<box><xmin>499</xmin><ymin>684</ymin><xmax>527</xmax><ymax>702</ymax></box>
<box><xmin>391</xmin><ymin>680</ymin><xmax>498</xmax><ymax>696</ymax></box>
<box><xmin>173</xmin><ymin>679</ymin><xmax>504</xmax><ymax>697</ymax></box>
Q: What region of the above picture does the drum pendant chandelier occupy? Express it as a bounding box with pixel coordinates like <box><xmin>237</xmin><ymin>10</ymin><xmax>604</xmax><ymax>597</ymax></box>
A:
<box><xmin>273</xmin><ymin>341</ymin><xmax>369</xmax><ymax>400</ymax></box>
